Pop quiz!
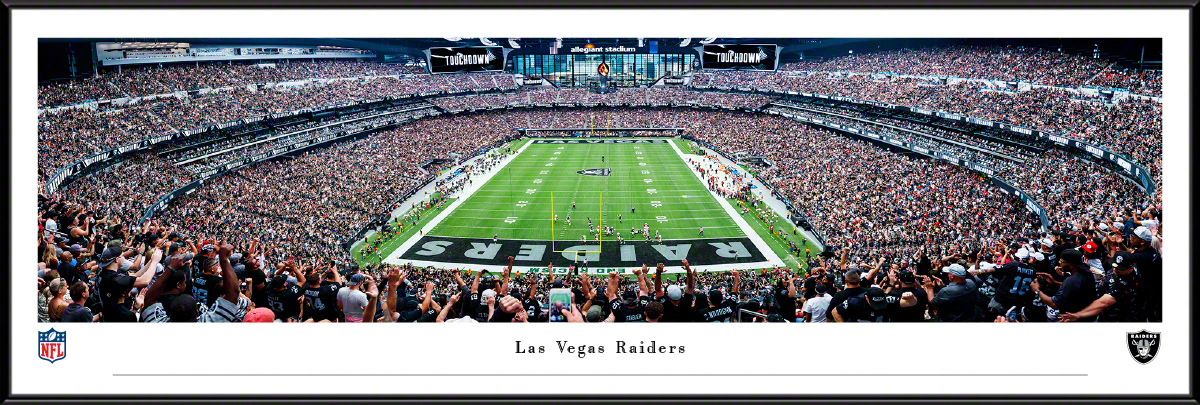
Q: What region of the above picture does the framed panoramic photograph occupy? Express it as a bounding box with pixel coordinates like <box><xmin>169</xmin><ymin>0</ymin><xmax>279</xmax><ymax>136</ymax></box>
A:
<box><xmin>5</xmin><ymin>1</ymin><xmax>1194</xmax><ymax>403</ymax></box>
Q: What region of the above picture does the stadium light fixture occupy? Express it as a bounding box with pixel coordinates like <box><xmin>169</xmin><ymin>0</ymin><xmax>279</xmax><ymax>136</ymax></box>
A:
<box><xmin>698</xmin><ymin>37</ymin><xmax>717</xmax><ymax>45</ymax></box>
<box><xmin>444</xmin><ymin>37</ymin><xmax>462</xmax><ymax>42</ymax></box>
<box><xmin>555</xmin><ymin>37</ymin><xmax>563</xmax><ymax>48</ymax></box>
<box><xmin>679</xmin><ymin>38</ymin><xmax>691</xmax><ymax>47</ymax></box>
<box><xmin>637</xmin><ymin>38</ymin><xmax>645</xmax><ymax>47</ymax></box>
<box><xmin>508</xmin><ymin>38</ymin><xmax>521</xmax><ymax>49</ymax></box>
<box><xmin>480</xmin><ymin>37</ymin><xmax>498</xmax><ymax>47</ymax></box>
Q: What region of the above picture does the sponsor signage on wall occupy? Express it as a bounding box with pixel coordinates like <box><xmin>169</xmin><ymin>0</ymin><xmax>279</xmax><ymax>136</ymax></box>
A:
<box><xmin>427</xmin><ymin>46</ymin><xmax>504</xmax><ymax>73</ymax></box>
<box><xmin>700</xmin><ymin>44</ymin><xmax>778</xmax><ymax>70</ymax></box>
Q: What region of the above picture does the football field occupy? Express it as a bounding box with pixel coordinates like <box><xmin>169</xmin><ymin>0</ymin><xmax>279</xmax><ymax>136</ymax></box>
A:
<box><xmin>386</xmin><ymin>138</ymin><xmax>782</xmax><ymax>273</ymax></box>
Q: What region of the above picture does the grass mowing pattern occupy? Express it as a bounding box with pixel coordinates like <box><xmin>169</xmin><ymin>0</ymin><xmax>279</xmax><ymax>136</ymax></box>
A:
<box><xmin>429</xmin><ymin>139</ymin><xmax>746</xmax><ymax>244</ymax></box>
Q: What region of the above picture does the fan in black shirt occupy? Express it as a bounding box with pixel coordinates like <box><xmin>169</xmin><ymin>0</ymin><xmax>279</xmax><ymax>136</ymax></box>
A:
<box><xmin>606</xmin><ymin>265</ymin><xmax>655</xmax><ymax>322</ymax></box>
<box><xmin>265</xmin><ymin>275</ymin><xmax>304</xmax><ymax>321</ymax></box>
<box><xmin>774</xmin><ymin>272</ymin><xmax>798</xmax><ymax>320</ymax></box>
<box><xmin>973</xmin><ymin>259</ymin><xmax>1038</xmax><ymax>316</ymax></box>
<box><xmin>1031</xmin><ymin>249</ymin><xmax>1097</xmax><ymax>322</ymax></box>
<box><xmin>835</xmin><ymin>287</ymin><xmax>917</xmax><ymax>322</ymax></box>
<box><xmin>1059</xmin><ymin>251</ymin><xmax>1147</xmax><ymax>322</ymax></box>
<box><xmin>827</xmin><ymin>268</ymin><xmax>866</xmax><ymax>315</ymax></box>
<box><xmin>1129</xmin><ymin>227</ymin><xmax>1161</xmax><ymax>322</ymax></box>
<box><xmin>192</xmin><ymin>257</ymin><xmax>225</xmax><ymax>307</ymax></box>
<box><xmin>653</xmin><ymin>261</ymin><xmax>696</xmax><ymax>322</ymax></box>
<box><xmin>696</xmin><ymin>270</ymin><xmax>741</xmax><ymax>322</ymax></box>
<box><xmin>885</xmin><ymin>270</ymin><xmax>928</xmax><ymax>322</ymax></box>
<box><xmin>302</xmin><ymin>269</ymin><xmax>342</xmax><ymax>322</ymax></box>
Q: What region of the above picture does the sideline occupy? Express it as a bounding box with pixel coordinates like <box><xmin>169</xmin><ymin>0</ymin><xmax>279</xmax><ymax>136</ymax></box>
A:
<box><xmin>383</xmin><ymin>139</ymin><xmax>537</xmax><ymax>264</ymax></box>
<box><xmin>666</xmin><ymin>137</ymin><xmax>783</xmax><ymax>269</ymax></box>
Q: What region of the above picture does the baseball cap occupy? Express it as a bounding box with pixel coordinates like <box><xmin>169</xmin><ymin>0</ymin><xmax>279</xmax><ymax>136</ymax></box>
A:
<box><xmin>1030</xmin><ymin>252</ymin><xmax>1045</xmax><ymax>262</ymax></box>
<box><xmin>1081</xmin><ymin>240</ymin><xmax>1099</xmax><ymax>255</ymax></box>
<box><xmin>766</xmin><ymin>314</ymin><xmax>786</xmax><ymax>323</ymax></box>
<box><xmin>244</xmin><ymin>308</ymin><xmax>275</xmax><ymax>323</ymax></box>
<box><xmin>585</xmin><ymin>305</ymin><xmax>603</xmax><ymax>322</ymax></box>
<box><xmin>1133</xmin><ymin>226</ymin><xmax>1154</xmax><ymax>242</ymax></box>
<box><xmin>200</xmin><ymin>244</ymin><xmax>217</xmax><ymax>254</ymax></box>
<box><xmin>229</xmin><ymin>253</ymin><xmax>243</xmax><ymax>263</ymax></box>
<box><xmin>865</xmin><ymin>287</ymin><xmax>888</xmax><ymax>310</ymax></box>
<box><xmin>1060</xmin><ymin>249</ymin><xmax>1086</xmax><ymax>266</ymax></box>
<box><xmin>482</xmin><ymin>289</ymin><xmax>496</xmax><ymax>300</ymax></box>
<box><xmin>271</xmin><ymin>275</ymin><xmax>288</xmax><ymax>287</ymax></box>
<box><xmin>68</xmin><ymin>244</ymin><xmax>85</xmax><ymax>253</ymax></box>
<box><xmin>347</xmin><ymin>273</ymin><xmax>365</xmax><ymax>286</ymax></box>
<box><xmin>897</xmin><ymin>270</ymin><xmax>915</xmax><ymax>284</ymax></box>
<box><xmin>1097</xmin><ymin>223</ymin><xmax>1110</xmax><ymax>231</ymax></box>
<box><xmin>666</xmin><ymin>285</ymin><xmax>683</xmax><ymax>301</ymax></box>
<box><xmin>1040</xmin><ymin>238</ymin><xmax>1053</xmax><ymax>248</ymax></box>
<box><xmin>1110</xmin><ymin>251</ymin><xmax>1136</xmax><ymax>271</ymax></box>
<box><xmin>98</xmin><ymin>246</ymin><xmax>122</xmax><ymax>267</ymax></box>
<box><xmin>54</xmin><ymin>236</ymin><xmax>67</xmax><ymax>244</ymax></box>
<box><xmin>1015</xmin><ymin>249</ymin><xmax>1030</xmax><ymax>260</ymax></box>
<box><xmin>942</xmin><ymin>263</ymin><xmax>968</xmax><ymax>278</ymax></box>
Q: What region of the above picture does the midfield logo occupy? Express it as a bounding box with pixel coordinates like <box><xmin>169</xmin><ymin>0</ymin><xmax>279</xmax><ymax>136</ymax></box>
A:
<box><xmin>38</xmin><ymin>328</ymin><xmax>67</xmax><ymax>364</ymax></box>
<box><xmin>577</xmin><ymin>168</ymin><xmax>611</xmax><ymax>177</ymax></box>
<box><xmin>1127</xmin><ymin>330</ymin><xmax>1160</xmax><ymax>364</ymax></box>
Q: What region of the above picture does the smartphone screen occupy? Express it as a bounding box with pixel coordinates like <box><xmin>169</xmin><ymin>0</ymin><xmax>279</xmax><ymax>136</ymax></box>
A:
<box><xmin>547</xmin><ymin>288</ymin><xmax>572</xmax><ymax>322</ymax></box>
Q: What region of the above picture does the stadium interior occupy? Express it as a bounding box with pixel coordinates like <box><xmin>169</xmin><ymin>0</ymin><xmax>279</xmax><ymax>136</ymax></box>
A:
<box><xmin>36</xmin><ymin>37</ymin><xmax>1163</xmax><ymax>324</ymax></box>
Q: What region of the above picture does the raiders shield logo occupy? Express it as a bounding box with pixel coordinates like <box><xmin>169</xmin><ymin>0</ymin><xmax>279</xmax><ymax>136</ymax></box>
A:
<box><xmin>576</xmin><ymin>168</ymin><xmax>611</xmax><ymax>177</ymax></box>
<box><xmin>38</xmin><ymin>328</ymin><xmax>67</xmax><ymax>364</ymax></box>
<box><xmin>1126</xmin><ymin>330</ymin><xmax>1160</xmax><ymax>364</ymax></box>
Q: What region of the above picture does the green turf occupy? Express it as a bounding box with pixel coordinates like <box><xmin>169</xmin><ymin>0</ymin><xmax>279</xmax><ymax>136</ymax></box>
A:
<box><xmin>672</xmin><ymin>138</ymin><xmax>705</xmax><ymax>155</ymax></box>
<box><xmin>428</xmin><ymin>138</ymin><xmax>746</xmax><ymax>243</ymax></box>
<box><xmin>727</xmin><ymin>197</ymin><xmax>818</xmax><ymax>273</ymax></box>
<box><xmin>352</xmin><ymin>196</ymin><xmax>456</xmax><ymax>266</ymax></box>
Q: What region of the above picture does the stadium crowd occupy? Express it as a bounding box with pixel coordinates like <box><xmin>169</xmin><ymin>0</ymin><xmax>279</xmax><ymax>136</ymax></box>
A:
<box><xmin>692</xmin><ymin>71</ymin><xmax>1162</xmax><ymax>186</ymax></box>
<box><xmin>780</xmin><ymin>45</ymin><xmax>1161</xmax><ymax>96</ymax></box>
<box><xmin>36</xmin><ymin>53</ymin><xmax>1161</xmax><ymax>323</ymax></box>
<box><xmin>39</xmin><ymin>60</ymin><xmax>430</xmax><ymax>109</ymax></box>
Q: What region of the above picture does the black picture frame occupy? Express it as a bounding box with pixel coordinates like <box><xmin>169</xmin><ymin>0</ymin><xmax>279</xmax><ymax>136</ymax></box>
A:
<box><xmin>5</xmin><ymin>0</ymin><xmax>1196</xmax><ymax>404</ymax></box>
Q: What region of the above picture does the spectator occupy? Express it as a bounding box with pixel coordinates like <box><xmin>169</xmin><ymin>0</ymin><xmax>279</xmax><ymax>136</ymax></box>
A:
<box><xmin>929</xmin><ymin>264</ymin><xmax>988</xmax><ymax>322</ymax></box>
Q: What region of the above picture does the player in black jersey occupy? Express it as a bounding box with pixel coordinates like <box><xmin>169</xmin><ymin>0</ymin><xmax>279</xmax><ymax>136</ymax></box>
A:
<box><xmin>696</xmin><ymin>270</ymin><xmax>741</xmax><ymax>322</ymax></box>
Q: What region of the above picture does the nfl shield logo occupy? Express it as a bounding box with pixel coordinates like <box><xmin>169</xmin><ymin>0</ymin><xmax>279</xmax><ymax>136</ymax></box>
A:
<box><xmin>38</xmin><ymin>328</ymin><xmax>66</xmax><ymax>364</ymax></box>
<box><xmin>1126</xmin><ymin>330</ymin><xmax>1160</xmax><ymax>364</ymax></box>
